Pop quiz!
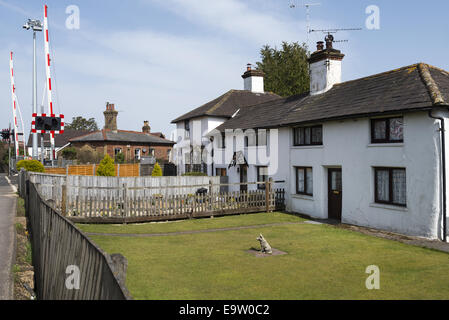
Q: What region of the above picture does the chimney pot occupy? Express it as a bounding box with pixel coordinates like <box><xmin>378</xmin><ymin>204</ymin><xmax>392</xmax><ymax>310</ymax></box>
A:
<box><xmin>241</xmin><ymin>64</ymin><xmax>264</xmax><ymax>93</ymax></box>
<box><xmin>142</xmin><ymin>121</ymin><xmax>151</xmax><ymax>134</ymax></box>
<box><xmin>104</xmin><ymin>102</ymin><xmax>118</xmax><ymax>132</ymax></box>
<box><xmin>317</xmin><ymin>41</ymin><xmax>324</xmax><ymax>51</ymax></box>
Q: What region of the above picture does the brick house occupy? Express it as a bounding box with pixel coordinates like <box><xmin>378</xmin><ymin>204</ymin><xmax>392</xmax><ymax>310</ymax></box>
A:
<box><xmin>69</xmin><ymin>103</ymin><xmax>175</xmax><ymax>163</ymax></box>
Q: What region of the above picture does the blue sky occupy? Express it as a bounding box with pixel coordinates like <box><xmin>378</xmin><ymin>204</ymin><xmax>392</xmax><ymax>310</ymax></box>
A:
<box><xmin>1</xmin><ymin>0</ymin><xmax>449</xmax><ymax>138</ymax></box>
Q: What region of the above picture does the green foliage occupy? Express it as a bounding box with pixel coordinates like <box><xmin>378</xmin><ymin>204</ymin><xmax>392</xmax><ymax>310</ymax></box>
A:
<box><xmin>115</xmin><ymin>152</ymin><xmax>125</xmax><ymax>164</ymax></box>
<box><xmin>16</xmin><ymin>160</ymin><xmax>44</xmax><ymax>173</ymax></box>
<box><xmin>256</xmin><ymin>41</ymin><xmax>310</xmax><ymax>97</ymax></box>
<box><xmin>66</xmin><ymin>116</ymin><xmax>99</xmax><ymax>131</ymax></box>
<box><xmin>96</xmin><ymin>154</ymin><xmax>116</xmax><ymax>176</ymax></box>
<box><xmin>182</xmin><ymin>172</ymin><xmax>207</xmax><ymax>176</ymax></box>
<box><xmin>151</xmin><ymin>162</ymin><xmax>163</xmax><ymax>176</ymax></box>
<box><xmin>77</xmin><ymin>145</ymin><xmax>103</xmax><ymax>164</ymax></box>
<box><xmin>61</xmin><ymin>147</ymin><xmax>77</xmax><ymax>160</ymax></box>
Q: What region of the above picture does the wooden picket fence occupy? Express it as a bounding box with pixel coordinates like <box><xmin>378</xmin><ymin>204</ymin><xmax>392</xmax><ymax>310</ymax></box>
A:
<box><xmin>44</xmin><ymin>163</ymin><xmax>140</xmax><ymax>177</ymax></box>
<box><xmin>66</xmin><ymin>186</ymin><xmax>281</xmax><ymax>224</ymax></box>
<box><xmin>20</xmin><ymin>170</ymin><xmax>286</xmax><ymax>224</ymax></box>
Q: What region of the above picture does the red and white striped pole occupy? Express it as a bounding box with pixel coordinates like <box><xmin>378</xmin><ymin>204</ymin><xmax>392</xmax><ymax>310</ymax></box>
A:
<box><xmin>9</xmin><ymin>52</ymin><xmax>20</xmax><ymax>158</ymax></box>
<box><xmin>43</xmin><ymin>4</ymin><xmax>55</xmax><ymax>161</ymax></box>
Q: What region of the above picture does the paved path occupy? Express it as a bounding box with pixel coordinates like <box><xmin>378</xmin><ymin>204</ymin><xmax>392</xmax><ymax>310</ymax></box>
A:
<box><xmin>0</xmin><ymin>174</ymin><xmax>17</xmax><ymax>300</ymax></box>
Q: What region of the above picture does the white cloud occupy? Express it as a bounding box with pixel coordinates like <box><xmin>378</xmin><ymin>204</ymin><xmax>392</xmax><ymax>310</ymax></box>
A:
<box><xmin>148</xmin><ymin>0</ymin><xmax>305</xmax><ymax>45</ymax></box>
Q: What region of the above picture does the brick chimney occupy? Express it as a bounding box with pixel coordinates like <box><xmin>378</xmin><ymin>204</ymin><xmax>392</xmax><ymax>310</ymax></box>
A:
<box><xmin>142</xmin><ymin>121</ymin><xmax>151</xmax><ymax>134</ymax></box>
<box><xmin>241</xmin><ymin>63</ymin><xmax>264</xmax><ymax>93</ymax></box>
<box><xmin>104</xmin><ymin>102</ymin><xmax>118</xmax><ymax>132</ymax></box>
<box><xmin>308</xmin><ymin>36</ymin><xmax>345</xmax><ymax>95</ymax></box>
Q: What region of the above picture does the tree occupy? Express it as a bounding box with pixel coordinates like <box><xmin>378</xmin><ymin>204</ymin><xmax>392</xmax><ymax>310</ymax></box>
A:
<box><xmin>115</xmin><ymin>152</ymin><xmax>125</xmax><ymax>164</ymax></box>
<box><xmin>66</xmin><ymin>116</ymin><xmax>99</xmax><ymax>131</ymax></box>
<box><xmin>96</xmin><ymin>154</ymin><xmax>115</xmax><ymax>176</ymax></box>
<box><xmin>256</xmin><ymin>42</ymin><xmax>310</xmax><ymax>97</ymax></box>
<box><xmin>77</xmin><ymin>145</ymin><xmax>102</xmax><ymax>164</ymax></box>
<box><xmin>61</xmin><ymin>147</ymin><xmax>77</xmax><ymax>160</ymax></box>
<box><xmin>151</xmin><ymin>162</ymin><xmax>163</xmax><ymax>176</ymax></box>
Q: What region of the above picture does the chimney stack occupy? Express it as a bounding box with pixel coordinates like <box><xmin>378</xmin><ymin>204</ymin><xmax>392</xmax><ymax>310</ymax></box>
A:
<box><xmin>308</xmin><ymin>37</ymin><xmax>345</xmax><ymax>95</ymax></box>
<box><xmin>103</xmin><ymin>102</ymin><xmax>118</xmax><ymax>132</ymax></box>
<box><xmin>241</xmin><ymin>64</ymin><xmax>265</xmax><ymax>93</ymax></box>
<box><xmin>142</xmin><ymin>121</ymin><xmax>151</xmax><ymax>134</ymax></box>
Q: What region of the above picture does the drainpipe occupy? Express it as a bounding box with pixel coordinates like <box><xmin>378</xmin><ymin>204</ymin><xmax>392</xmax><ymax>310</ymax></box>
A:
<box><xmin>429</xmin><ymin>109</ymin><xmax>447</xmax><ymax>242</ymax></box>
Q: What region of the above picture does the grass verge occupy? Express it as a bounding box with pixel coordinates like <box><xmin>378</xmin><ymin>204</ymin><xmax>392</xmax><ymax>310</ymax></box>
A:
<box><xmin>86</xmin><ymin>212</ymin><xmax>449</xmax><ymax>300</ymax></box>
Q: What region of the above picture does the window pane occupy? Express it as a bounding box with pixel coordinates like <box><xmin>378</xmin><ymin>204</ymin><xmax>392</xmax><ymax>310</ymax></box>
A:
<box><xmin>373</xmin><ymin>120</ymin><xmax>386</xmax><ymax>140</ymax></box>
<box><xmin>246</xmin><ymin>130</ymin><xmax>256</xmax><ymax>146</ymax></box>
<box><xmin>294</xmin><ymin>128</ymin><xmax>300</xmax><ymax>145</ymax></box>
<box><xmin>331</xmin><ymin>171</ymin><xmax>342</xmax><ymax>191</ymax></box>
<box><xmin>392</xmin><ymin>169</ymin><xmax>406</xmax><ymax>205</ymax></box>
<box><xmin>311</xmin><ymin>126</ymin><xmax>323</xmax><ymax>144</ymax></box>
<box><xmin>297</xmin><ymin>168</ymin><xmax>305</xmax><ymax>193</ymax></box>
<box><xmin>304</xmin><ymin>128</ymin><xmax>311</xmax><ymax>145</ymax></box>
<box><xmin>306</xmin><ymin>168</ymin><xmax>313</xmax><ymax>195</ymax></box>
<box><xmin>376</xmin><ymin>170</ymin><xmax>389</xmax><ymax>202</ymax></box>
<box><xmin>258</xmin><ymin>130</ymin><xmax>267</xmax><ymax>146</ymax></box>
<box><xmin>390</xmin><ymin>118</ymin><xmax>404</xmax><ymax>141</ymax></box>
<box><xmin>299</xmin><ymin>128</ymin><xmax>305</xmax><ymax>145</ymax></box>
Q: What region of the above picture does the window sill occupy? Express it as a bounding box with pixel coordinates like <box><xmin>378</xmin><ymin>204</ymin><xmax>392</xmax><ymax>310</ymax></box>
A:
<box><xmin>369</xmin><ymin>202</ymin><xmax>408</xmax><ymax>212</ymax></box>
<box><xmin>367</xmin><ymin>143</ymin><xmax>404</xmax><ymax>148</ymax></box>
<box><xmin>291</xmin><ymin>145</ymin><xmax>324</xmax><ymax>150</ymax></box>
<box><xmin>292</xmin><ymin>194</ymin><xmax>314</xmax><ymax>201</ymax></box>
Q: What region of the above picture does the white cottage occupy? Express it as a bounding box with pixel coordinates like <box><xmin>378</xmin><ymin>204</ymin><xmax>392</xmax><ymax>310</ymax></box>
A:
<box><xmin>171</xmin><ymin>65</ymin><xmax>280</xmax><ymax>176</ymax></box>
<box><xmin>173</xmin><ymin>39</ymin><xmax>449</xmax><ymax>241</ymax></box>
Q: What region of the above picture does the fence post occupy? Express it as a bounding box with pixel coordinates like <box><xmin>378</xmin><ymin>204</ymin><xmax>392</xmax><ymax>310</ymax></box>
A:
<box><xmin>61</xmin><ymin>184</ymin><xmax>67</xmax><ymax>216</ymax></box>
<box><xmin>118</xmin><ymin>164</ymin><xmax>120</xmax><ymax>177</ymax></box>
<box><xmin>265</xmin><ymin>178</ymin><xmax>272</xmax><ymax>213</ymax></box>
<box><xmin>123</xmin><ymin>183</ymin><xmax>128</xmax><ymax>218</ymax></box>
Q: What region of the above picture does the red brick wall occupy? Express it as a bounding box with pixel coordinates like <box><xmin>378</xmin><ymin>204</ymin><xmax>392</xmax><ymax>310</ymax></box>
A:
<box><xmin>71</xmin><ymin>142</ymin><xmax>172</xmax><ymax>162</ymax></box>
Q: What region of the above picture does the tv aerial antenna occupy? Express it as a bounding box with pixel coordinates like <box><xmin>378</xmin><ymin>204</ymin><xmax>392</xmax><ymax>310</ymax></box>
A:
<box><xmin>289</xmin><ymin>1</ymin><xmax>321</xmax><ymax>49</ymax></box>
<box><xmin>309</xmin><ymin>28</ymin><xmax>362</xmax><ymax>46</ymax></box>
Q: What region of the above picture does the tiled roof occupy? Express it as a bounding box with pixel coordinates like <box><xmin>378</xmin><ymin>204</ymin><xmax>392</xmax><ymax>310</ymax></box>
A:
<box><xmin>26</xmin><ymin>129</ymin><xmax>91</xmax><ymax>148</ymax></box>
<box><xmin>215</xmin><ymin>63</ymin><xmax>448</xmax><ymax>131</ymax></box>
<box><xmin>171</xmin><ymin>89</ymin><xmax>281</xmax><ymax>123</ymax></box>
<box><xmin>70</xmin><ymin>129</ymin><xmax>175</xmax><ymax>145</ymax></box>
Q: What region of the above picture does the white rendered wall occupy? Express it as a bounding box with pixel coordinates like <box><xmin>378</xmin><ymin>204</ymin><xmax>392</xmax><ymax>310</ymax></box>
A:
<box><xmin>309</xmin><ymin>59</ymin><xmax>342</xmax><ymax>95</ymax></box>
<box><xmin>285</xmin><ymin>112</ymin><xmax>442</xmax><ymax>239</ymax></box>
<box><xmin>244</xmin><ymin>76</ymin><xmax>264</xmax><ymax>93</ymax></box>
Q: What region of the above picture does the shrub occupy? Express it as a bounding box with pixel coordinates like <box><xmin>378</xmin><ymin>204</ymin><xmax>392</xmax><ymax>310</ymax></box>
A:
<box><xmin>61</xmin><ymin>147</ymin><xmax>77</xmax><ymax>160</ymax></box>
<box><xmin>96</xmin><ymin>154</ymin><xmax>116</xmax><ymax>176</ymax></box>
<box><xmin>77</xmin><ymin>145</ymin><xmax>102</xmax><ymax>164</ymax></box>
<box><xmin>151</xmin><ymin>162</ymin><xmax>163</xmax><ymax>176</ymax></box>
<box><xmin>16</xmin><ymin>160</ymin><xmax>44</xmax><ymax>173</ymax></box>
<box><xmin>182</xmin><ymin>172</ymin><xmax>207</xmax><ymax>176</ymax></box>
<box><xmin>115</xmin><ymin>152</ymin><xmax>125</xmax><ymax>164</ymax></box>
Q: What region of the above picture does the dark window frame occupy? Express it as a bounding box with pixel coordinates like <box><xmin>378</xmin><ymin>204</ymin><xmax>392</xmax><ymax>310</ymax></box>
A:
<box><xmin>295</xmin><ymin>166</ymin><xmax>313</xmax><ymax>196</ymax></box>
<box><xmin>293</xmin><ymin>125</ymin><xmax>323</xmax><ymax>146</ymax></box>
<box><xmin>221</xmin><ymin>132</ymin><xmax>226</xmax><ymax>148</ymax></box>
<box><xmin>374</xmin><ymin>167</ymin><xmax>407</xmax><ymax>207</ymax></box>
<box><xmin>371</xmin><ymin>117</ymin><xmax>404</xmax><ymax>144</ymax></box>
<box><xmin>216</xmin><ymin>168</ymin><xmax>227</xmax><ymax>176</ymax></box>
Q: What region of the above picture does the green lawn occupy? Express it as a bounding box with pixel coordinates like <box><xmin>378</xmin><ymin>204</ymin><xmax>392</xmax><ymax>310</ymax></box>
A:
<box><xmin>83</xmin><ymin>212</ymin><xmax>449</xmax><ymax>300</ymax></box>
